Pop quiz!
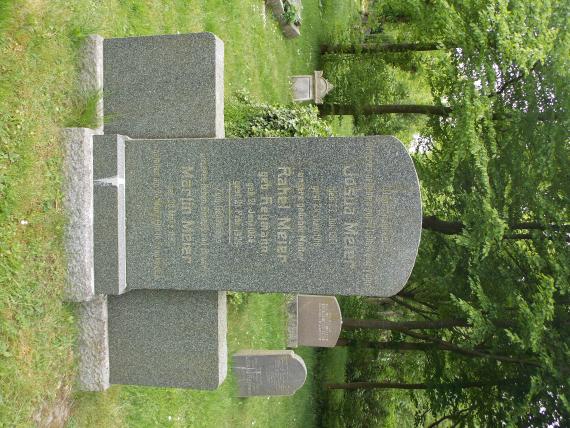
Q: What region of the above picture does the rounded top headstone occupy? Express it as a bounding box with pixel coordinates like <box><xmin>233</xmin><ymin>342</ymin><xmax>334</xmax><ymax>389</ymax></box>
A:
<box><xmin>233</xmin><ymin>350</ymin><xmax>307</xmax><ymax>396</ymax></box>
<box><xmin>124</xmin><ymin>135</ymin><xmax>422</xmax><ymax>297</ymax></box>
<box><xmin>293</xmin><ymin>295</ymin><xmax>343</xmax><ymax>348</ymax></box>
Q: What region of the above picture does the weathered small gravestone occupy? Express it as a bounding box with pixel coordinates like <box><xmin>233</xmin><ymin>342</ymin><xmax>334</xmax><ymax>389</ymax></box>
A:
<box><xmin>291</xmin><ymin>71</ymin><xmax>334</xmax><ymax>104</ymax></box>
<box><xmin>288</xmin><ymin>295</ymin><xmax>342</xmax><ymax>348</ymax></box>
<box><xmin>233</xmin><ymin>350</ymin><xmax>307</xmax><ymax>396</ymax></box>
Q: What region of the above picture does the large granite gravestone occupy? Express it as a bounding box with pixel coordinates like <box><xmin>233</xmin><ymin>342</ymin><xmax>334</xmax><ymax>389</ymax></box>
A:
<box><xmin>288</xmin><ymin>295</ymin><xmax>342</xmax><ymax>348</ymax></box>
<box><xmin>95</xmin><ymin>135</ymin><xmax>421</xmax><ymax>297</ymax></box>
<box><xmin>91</xmin><ymin>32</ymin><xmax>227</xmax><ymax>390</ymax></box>
<box><xmin>233</xmin><ymin>350</ymin><xmax>307</xmax><ymax>396</ymax></box>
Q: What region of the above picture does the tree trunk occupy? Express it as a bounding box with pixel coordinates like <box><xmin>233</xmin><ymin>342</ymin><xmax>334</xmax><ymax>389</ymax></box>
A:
<box><xmin>335</xmin><ymin>338</ymin><xmax>437</xmax><ymax>351</ymax></box>
<box><xmin>320</xmin><ymin>42</ymin><xmax>452</xmax><ymax>55</ymax></box>
<box><xmin>423</xmin><ymin>215</ymin><xmax>570</xmax><ymax>235</ymax></box>
<box><xmin>401</xmin><ymin>330</ymin><xmax>540</xmax><ymax>366</ymax></box>
<box><xmin>318</xmin><ymin>103</ymin><xmax>451</xmax><ymax>117</ymax></box>
<box><xmin>318</xmin><ymin>105</ymin><xmax>559</xmax><ymax>123</ymax></box>
<box><xmin>384</xmin><ymin>14</ymin><xmax>412</xmax><ymax>23</ymax></box>
<box><xmin>423</xmin><ymin>215</ymin><xmax>570</xmax><ymax>242</ymax></box>
<box><xmin>422</xmin><ymin>215</ymin><xmax>463</xmax><ymax>235</ymax></box>
<box><xmin>342</xmin><ymin>318</ymin><xmax>469</xmax><ymax>331</ymax></box>
<box><xmin>336</xmin><ymin>336</ymin><xmax>539</xmax><ymax>367</ymax></box>
<box><xmin>326</xmin><ymin>380</ymin><xmax>506</xmax><ymax>390</ymax></box>
<box><xmin>427</xmin><ymin>407</ymin><xmax>476</xmax><ymax>428</ymax></box>
<box><xmin>342</xmin><ymin>318</ymin><xmax>514</xmax><ymax>331</ymax></box>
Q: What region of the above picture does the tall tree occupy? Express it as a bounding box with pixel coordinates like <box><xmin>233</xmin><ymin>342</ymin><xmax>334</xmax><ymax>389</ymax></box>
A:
<box><xmin>326</xmin><ymin>0</ymin><xmax>570</xmax><ymax>426</ymax></box>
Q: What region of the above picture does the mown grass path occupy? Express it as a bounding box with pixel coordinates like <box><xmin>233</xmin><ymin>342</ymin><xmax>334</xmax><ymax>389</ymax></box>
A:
<box><xmin>0</xmin><ymin>0</ymin><xmax>359</xmax><ymax>426</ymax></box>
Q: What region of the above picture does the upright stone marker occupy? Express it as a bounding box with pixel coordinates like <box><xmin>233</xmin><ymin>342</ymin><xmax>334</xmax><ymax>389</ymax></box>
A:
<box><xmin>288</xmin><ymin>295</ymin><xmax>342</xmax><ymax>348</ymax></box>
<box><xmin>119</xmin><ymin>135</ymin><xmax>421</xmax><ymax>297</ymax></box>
<box><xmin>233</xmin><ymin>350</ymin><xmax>307</xmax><ymax>396</ymax></box>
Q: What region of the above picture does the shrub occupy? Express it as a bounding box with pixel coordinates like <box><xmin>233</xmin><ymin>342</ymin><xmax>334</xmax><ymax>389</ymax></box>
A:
<box><xmin>225</xmin><ymin>90</ymin><xmax>332</xmax><ymax>138</ymax></box>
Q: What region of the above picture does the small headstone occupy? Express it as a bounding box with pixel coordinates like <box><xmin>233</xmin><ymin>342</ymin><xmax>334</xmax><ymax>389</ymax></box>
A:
<box><xmin>291</xmin><ymin>71</ymin><xmax>333</xmax><ymax>104</ymax></box>
<box><xmin>288</xmin><ymin>295</ymin><xmax>342</xmax><ymax>348</ymax></box>
<box><xmin>233</xmin><ymin>350</ymin><xmax>307</xmax><ymax>396</ymax></box>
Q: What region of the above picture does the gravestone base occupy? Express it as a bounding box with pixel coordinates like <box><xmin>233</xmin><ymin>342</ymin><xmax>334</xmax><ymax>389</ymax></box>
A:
<box><xmin>77</xmin><ymin>295</ymin><xmax>110</xmax><ymax>391</ymax></box>
<box><xmin>286</xmin><ymin>296</ymin><xmax>299</xmax><ymax>348</ymax></box>
<box><xmin>62</xmin><ymin>127</ymin><xmax>99</xmax><ymax>303</ymax></box>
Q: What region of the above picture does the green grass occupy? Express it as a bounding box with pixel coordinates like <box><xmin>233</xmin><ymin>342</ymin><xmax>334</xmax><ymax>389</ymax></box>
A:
<box><xmin>329</xmin><ymin>116</ymin><xmax>355</xmax><ymax>136</ymax></box>
<box><xmin>0</xmin><ymin>0</ymin><xmax>359</xmax><ymax>426</ymax></box>
<box><xmin>314</xmin><ymin>347</ymin><xmax>349</xmax><ymax>428</ymax></box>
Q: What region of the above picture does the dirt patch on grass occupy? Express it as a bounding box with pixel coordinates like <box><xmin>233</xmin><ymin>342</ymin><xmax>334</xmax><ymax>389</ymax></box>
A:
<box><xmin>32</xmin><ymin>380</ymin><xmax>73</xmax><ymax>428</ymax></box>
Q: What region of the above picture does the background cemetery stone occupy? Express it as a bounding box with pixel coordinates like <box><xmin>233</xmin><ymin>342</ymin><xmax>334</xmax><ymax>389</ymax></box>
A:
<box><xmin>266</xmin><ymin>0</ymin><xmax>302</xmax><ymax>39</ymax></box>
<box><xmin>233</xmin><ymin>350</ymin><xmax>307</xmax><ymax>396</ymax></box>
<box><xmin>290</xmin><ymin>71</ymin><xmax>334</xmax><ymax>104</ymax></box>
<box><xmin>288</xmin><ymin>295</ymin><xmax>342</xmax><ymax>348</ymax></box>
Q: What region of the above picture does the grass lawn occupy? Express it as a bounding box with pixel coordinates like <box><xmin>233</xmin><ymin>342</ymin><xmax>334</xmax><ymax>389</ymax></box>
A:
<box><xmin>315</xmin><ymin>347</ymin><xmax>349</xmax><ymax>428</ymax></box>
<box><xmin>0</xmin><ymin>0</ymin><xmax>360</xmax><ymax>426</ymax></box>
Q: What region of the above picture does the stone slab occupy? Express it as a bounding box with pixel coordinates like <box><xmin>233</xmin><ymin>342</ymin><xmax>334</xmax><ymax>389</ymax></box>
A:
<box><xmin>78</xmin><ymin>295</ymin><xmax>110</xmax><ymax>391</ymax></box>
<box><xmin>282</xmin><ymin>23</ymin><xmax>301</xmax><ymax>39</ymax></box>
<box><xmin>108</xmin><ymin>290</ymin><xmax>227</xmax><ymax>389</ymax></box>
<box><xmin>233</xmin><ymin>350</ymin><xmax>306</xmax><ymax>396</ymax></box>
<box><xmin>79</xmin><ymin>35</ymin><xmax>103</xmax><ymax>133</ymax></box>
<box><xmin>294</xmin><ymin>295</ymin><xmax>342</xmax><ymax>347</ymax></box>
<box><xmin>62</xmin><ymin>128</ymin><xmax>101</xmax><ymax>302</ymax></box>
<box><xmin>93</xmin><ymin>135</ymin><xmax>126</xmax><ymax>295</ymax></box>
<box><xmin>103</xmin><ymin>33</ymin><xmax>224</xmax><ymax>139</ymax></box>
<box><xmin>123</xmin><ymin>136</ymin><xmax>422</xmax><ymax>297</ymax></box>
<box><xmin>286</xmin><ymin>295</ymin><xmax>299</xmax><ymax>347</ymax></box>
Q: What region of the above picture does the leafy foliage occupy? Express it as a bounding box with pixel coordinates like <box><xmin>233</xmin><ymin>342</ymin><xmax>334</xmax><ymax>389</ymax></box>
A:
<box><xmin>282</xmin><ymin>1</ymin><xmax>301</xmax><ymax>26</ymax></box>
<box><xmin>225</xmin><ymin>90</ymin><xmax>332</xmax><ymax>138</ymax></box>
<box><xmin>324</xmin><ymin>0</ymin><xmax>569</xmax><ymax>425</ymax></box>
